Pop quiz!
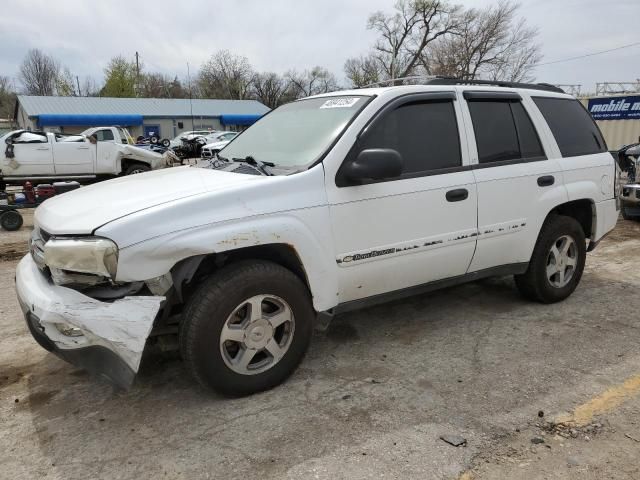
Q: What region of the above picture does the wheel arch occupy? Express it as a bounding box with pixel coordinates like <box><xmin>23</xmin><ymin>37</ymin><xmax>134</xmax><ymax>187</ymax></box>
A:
<box><xmin>174</xmin><ymin>243</ymin><xmax>312</xmax><ymax>306</ymax></box>
<box><xmin>119</xmin><ymin>157</ymin><xmax>151</xmax><ymax>174</ymax></box>
<box><xmin>547</xmin><ymin>198</ymin><xmax>595</xmax><ymax>240</ymax></box>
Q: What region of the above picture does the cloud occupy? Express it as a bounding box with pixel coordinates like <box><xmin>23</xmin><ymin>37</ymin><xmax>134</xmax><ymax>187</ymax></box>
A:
<box><xmin>1</xmin><ymin>0</ymin><xmax>638</xmax><ymax>93</ymax></box>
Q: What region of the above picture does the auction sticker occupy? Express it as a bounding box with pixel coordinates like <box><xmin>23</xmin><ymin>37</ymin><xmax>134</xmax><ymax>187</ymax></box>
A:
<box><xmin>320</xmin><ymin>97</ymin><xmax>360</xmax><ymax>109</ymax></box>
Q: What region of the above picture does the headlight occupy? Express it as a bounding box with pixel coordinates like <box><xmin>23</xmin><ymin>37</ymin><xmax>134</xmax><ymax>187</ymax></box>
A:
<box><xmin>44</xmin><ymin>237</ymin><xmax>118</xmax><ymax>278</ymax></box>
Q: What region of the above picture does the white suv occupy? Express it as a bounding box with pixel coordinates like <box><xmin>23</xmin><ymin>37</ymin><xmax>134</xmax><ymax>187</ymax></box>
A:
<box><xmin>16</xmin><ymin>80</ymin><xmax>619</xmax><ymax>396</ymax></box>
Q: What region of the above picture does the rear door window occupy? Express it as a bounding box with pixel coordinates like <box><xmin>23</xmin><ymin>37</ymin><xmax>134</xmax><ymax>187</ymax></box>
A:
<box><xmin>468</xmin><ymin>100</ymin><xmax>545</xmax><ymax>164</ymax></box>
<box><xmin>532</xmin><ymin>97</ymin><xmax>606</xmax><ymax>157</ymax></box>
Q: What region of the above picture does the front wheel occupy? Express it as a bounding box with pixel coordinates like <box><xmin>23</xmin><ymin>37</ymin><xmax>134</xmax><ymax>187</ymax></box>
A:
<box><xmin>180</xmin><ymin>260</ymin><xmax>314</xmax><ymax>396</ymax></box>
<box><xmin>515</xmin><ymin>215</ymin><xmax>586</xmax><ymax>303</ymax></box>
<box><xmin>124</xmin><ymin>163</ymin><xmax>150</xmax><ymax>175</ymax></box>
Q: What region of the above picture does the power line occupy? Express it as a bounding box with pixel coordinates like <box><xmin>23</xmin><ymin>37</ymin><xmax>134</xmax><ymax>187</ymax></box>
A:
<box><xmin>537</xmin><ymin>41</ymin><xmax>640</xmax><ymax>67</ymax></box>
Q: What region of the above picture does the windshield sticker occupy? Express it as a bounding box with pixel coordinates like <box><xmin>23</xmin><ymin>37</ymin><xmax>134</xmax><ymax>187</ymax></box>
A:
<box><xmin>320</xmin><ymin>97</ymin><xmax>360</xmax><ymax>109</ymax></box>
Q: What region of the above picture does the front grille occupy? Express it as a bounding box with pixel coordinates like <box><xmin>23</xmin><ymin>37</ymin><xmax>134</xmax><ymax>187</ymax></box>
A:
<box><xmin>39</xmin><ymin>228</ymin><xmax>51</xmax><ymax>243</ymax></box>
<box><xmin>30</xmin><ymin>228</ymin><xmax>48</xmax><ymax>271</ymax></box>
<box><xmin>635</xmin><ymin>190</ymin><xmax>640</xmax><ymax>199</ymax></box>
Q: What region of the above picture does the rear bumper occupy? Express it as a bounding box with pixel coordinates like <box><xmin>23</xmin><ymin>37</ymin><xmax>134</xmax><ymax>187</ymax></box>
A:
<box><xmin>15</xmin><ymin>255</ymin><xmax>164</xmax><ymax>389</ymax></box>
<box><xmin>594</xmin><ymin>198</ymin><xmax>619</xmax><ymax>242</ymax></box>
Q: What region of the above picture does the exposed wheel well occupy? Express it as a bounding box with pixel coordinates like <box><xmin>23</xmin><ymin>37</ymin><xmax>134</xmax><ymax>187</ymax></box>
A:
<box><xmin>548</xmin><ymin>199</ymin><xmax>595</xmax><ymax>239</ymax></box>
<box><xmin>178</xmin><ymin>244</ymin><xmax>311</xmax><ymax>303</ymax></box>
<box><xmin>120</xmin><ymin>158</ymin><xmax>150</xmax><ymax>174</ymax></box>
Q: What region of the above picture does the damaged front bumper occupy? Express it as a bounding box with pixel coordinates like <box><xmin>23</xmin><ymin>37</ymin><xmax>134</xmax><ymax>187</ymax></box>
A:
<box><xmin>15</xmin><ymin>255</ymin><xmax>164</xmax><ymax>389</ymax></box>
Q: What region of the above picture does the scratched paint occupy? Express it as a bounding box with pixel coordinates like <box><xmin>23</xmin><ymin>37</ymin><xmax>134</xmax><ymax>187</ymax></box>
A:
<box><xmin>336</xmin><ymin>219</ymin><xmax>527</xmax><ymax>266</ymax></box>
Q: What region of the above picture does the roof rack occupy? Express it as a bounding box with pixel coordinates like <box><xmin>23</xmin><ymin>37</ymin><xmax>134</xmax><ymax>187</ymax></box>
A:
<box><xmin>361</xmin><ymin>75</ymin><xmax>565</xmax><ymax>94</ymax></box>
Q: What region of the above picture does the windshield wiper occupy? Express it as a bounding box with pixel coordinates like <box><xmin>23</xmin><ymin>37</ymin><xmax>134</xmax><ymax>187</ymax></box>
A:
<box><xmin>232</xmin><ymin>155</ymin><xmax>274</xmax><ymax>176</ymax></box>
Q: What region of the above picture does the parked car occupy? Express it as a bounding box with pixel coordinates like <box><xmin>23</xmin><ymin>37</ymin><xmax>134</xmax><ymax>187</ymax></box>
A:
<box><xmin>617</xmin><ymin>143</ymin><xmax>640</xmax><ymax>219</ymax></box>
<box><xmin>1</xmin><ymin>126</ymin><xmax>171</xmax><ymax>188</ymax></box>
<box><xmin>16</xmin><ymin>80</ymin><xmax>619</xmax><ymax>396</ymax></box>
<box><xmin>168</xmin><ymin>130</ymin><xmax>212</xmax><ymax>148</ymax></box>
<box><xmin>201</xmin><ymin>132</ymin><xmax>239</xmax><ymax>158</ymax></box>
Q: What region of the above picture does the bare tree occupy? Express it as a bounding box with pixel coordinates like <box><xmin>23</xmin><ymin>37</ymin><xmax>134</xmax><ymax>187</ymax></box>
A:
<box><xmin>344</xmin><ymin>54</ymin><xmax>384</xmax><ymax>88</ymax></box>
<box><xmin>56</xmin><ymin>67</ymin><xmax>76</xmax><ymax>96</ymax></box>
<box><xmin>251</xmin><ymin>72</ymin><xmax>291</xmax><ymax>108</ymax></box>
<box><xmin>286</xmin><ymin>67</ymin><xmax>339</xmax><ymax>98</ymax></box>
<box><xmin>80</xmin><ymin>76</ymin><xmax>100</xmax><ymax>97</ymax></box>
<box><xmin>368</xmin><ymin>0</ymin><xmax>461</xmax><ymax>82</ymax></box>
<box><xmin>19</xmin><ymin>49</ymin><xmax>60</xmax><ymax>95</ymax></box>
<box><xmin>0</xmin><ymin>76</ymin><xmax>17</xmax><ymax>120</ymax></box>
<box><xmin>427</xmin><ymin>1</ymin><xmax>542</xmax><ymax>82</ymax></box>
<box><xmin>198</xmin><ymin>50</ymin><xmax>254</xmax><ymax>99</ymax></box>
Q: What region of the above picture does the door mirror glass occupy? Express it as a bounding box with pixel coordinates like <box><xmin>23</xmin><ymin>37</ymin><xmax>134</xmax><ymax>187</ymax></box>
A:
<box><xmin>343</xmin><ymin>148</ymin><xmax>403</xmax><ymax>183</ymax></box>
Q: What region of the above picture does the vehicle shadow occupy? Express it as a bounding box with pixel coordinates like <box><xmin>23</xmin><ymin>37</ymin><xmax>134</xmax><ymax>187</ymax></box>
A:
<box><xmin>19</xmin><ymin>273</ymin><xmax>640</xmax><ymax>479</ymax></box>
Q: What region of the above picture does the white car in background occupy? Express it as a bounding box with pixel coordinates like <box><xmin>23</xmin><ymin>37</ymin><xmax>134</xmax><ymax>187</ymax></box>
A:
<box><xmin>169</xmin><ymin>130</ymin><xmax>212</xmax><ymax>148</ymax></box>
<box><xmin>201</xmin><ymin>132</ymin><xmax>239</xmax><ymax>158</ymax></box>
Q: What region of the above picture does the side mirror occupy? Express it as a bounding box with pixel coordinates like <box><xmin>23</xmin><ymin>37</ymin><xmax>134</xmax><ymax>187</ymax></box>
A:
<box><xmin>343</xmin><ymin>148</ymin><xmax>403</xmax><ymax>183</ymax></box>
<box><xmin>5</xmin><ymin>137</ymin><xmax>13</xmax><ymax>145</ymax></box>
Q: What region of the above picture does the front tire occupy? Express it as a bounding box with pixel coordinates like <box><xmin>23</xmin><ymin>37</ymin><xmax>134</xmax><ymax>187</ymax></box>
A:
<box><xmin>124</xmin><ymin>163</ymin><xmax>151</xmax><ymax>175</ymax></box>
<box><xmin>180</xmin><ymin>260</ymin><xmax>314</xmax><ymax>396</ymax></box>
<box><xmin>515</xmin><ymin>215</ymin><xmax>586</xmax><ymax>304</ymax></box>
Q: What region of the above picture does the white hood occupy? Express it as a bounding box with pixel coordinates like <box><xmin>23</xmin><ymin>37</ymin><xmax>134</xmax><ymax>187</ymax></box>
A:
<box><xmin>35</xmin><ymin>166</ymin><xmax>266</xmax><ymax>235</ymax></box>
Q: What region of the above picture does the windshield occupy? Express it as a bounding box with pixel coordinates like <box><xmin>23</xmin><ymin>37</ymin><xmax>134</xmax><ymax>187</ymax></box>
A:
<box><xmin>220</xmin><ymin>95</ymin><xmax>369</xmax><ymax>168</ymax></box>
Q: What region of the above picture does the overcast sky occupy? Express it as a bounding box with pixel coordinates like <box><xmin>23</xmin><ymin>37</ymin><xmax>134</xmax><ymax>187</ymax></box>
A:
<box><xmin>1</xmin><ymin>0</ymin><xmax>638</xmax><ymax>94</ymax></box>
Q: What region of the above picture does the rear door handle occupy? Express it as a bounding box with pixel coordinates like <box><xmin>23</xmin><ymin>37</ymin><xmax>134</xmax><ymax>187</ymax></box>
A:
<box><xmin>537</xmin><ymin>175</ymin><xmax>555</xmax><ymax>187</ymax></box>
<box><xmin>446</xmin><ymin>188</ymin><xmax>469</xmax><ymax>202</ymax></box>
<box><xmin>36</xmin><ymin>147</ymin><xmax>50</xmax><ymax>151</ymax></box>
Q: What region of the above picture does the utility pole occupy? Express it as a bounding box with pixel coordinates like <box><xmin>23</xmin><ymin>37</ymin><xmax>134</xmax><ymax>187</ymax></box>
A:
<box><xmin>187</xmin><ymin>62</ymin><xmax>194</xmax><ymax>131</ymax></box>
<box><xmin>76</xmin><ymin>76</ymin><xmax>81</xmax><ymax>96</ymax></box>
<box><xmin>135</xmin><ymin>51</ymin><xmax>140</xmax><ymax>97</ymax></box>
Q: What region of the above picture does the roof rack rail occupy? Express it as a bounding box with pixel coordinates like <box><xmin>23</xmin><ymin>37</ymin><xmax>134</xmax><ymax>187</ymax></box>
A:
<box><xmin>360</xmin><ymin>75</ymin><xmax>565</xmax><ymax>94</ymax></box>
<box><xmin>425</xmin><ymin>76</ymin><xmax>565</xmax><ymax>93</ymax></box>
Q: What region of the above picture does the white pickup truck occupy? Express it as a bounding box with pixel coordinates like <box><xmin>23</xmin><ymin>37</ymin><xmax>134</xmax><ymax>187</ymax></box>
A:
<box><xmin>16</xmin><ymin>80</ymin><xmax>620</xmax><ymax>396</ymax></box>
<box><xmin>1</xmin><ymin>126</ymin><xmax>170</xmax><ymax>188</ymax></box>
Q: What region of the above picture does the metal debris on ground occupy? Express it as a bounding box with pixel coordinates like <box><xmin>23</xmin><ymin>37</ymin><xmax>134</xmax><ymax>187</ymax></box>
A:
<box><xmin>439</xmin><ymin>435</ymin><xmax>467</xmax><ymax>447</ymax></box>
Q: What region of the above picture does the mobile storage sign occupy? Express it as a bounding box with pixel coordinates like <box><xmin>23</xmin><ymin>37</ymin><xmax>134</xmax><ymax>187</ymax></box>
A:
<box><xmin>588</xmin><ymin>95</ymin><xmax>640</xmax><ymax>120</ymax></box>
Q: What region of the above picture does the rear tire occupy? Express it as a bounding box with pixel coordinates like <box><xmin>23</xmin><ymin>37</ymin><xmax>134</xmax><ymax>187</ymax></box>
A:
<box><xmin>622</xmin><ymin>205</ymin><xmax>635</xmax><ymax>221</ymax></box>
<box><xmin>180</xmin><ymin>260</ymin><xmax>314</xmax><ymax>396</ymax></box>
<box><xmin>0</xmin><ymin>210</ymin><xmax>23</xmax><ymax>231</ymax></box>
<box><xmin>514</xmin><ymin>215</ymin><xmax>586</xmax><ymax>303</ymax></box>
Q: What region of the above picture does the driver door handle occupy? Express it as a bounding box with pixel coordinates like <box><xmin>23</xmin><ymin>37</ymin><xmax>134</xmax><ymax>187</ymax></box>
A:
<box><xmin>446</xmin><ymin>188</ymin><xmax>469</xmax><ymax>202</ymax></box>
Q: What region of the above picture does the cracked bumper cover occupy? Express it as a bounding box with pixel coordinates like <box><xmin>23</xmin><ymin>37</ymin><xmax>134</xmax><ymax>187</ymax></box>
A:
<box><xmin>15</xmin><ymin>255</ymin><xmax>164</xmax><ymax>389</ymax></box>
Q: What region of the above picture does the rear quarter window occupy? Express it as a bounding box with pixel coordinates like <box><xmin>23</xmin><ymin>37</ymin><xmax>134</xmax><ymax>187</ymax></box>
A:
<box><xmin>533</xmin><ymin>97</ymin><xmax>607</xmax><ymax>157</ymax></box>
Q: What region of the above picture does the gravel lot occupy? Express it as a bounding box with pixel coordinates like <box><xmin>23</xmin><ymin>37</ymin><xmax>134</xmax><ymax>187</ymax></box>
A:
<box><xmin>1</xmin><ymin>214</ymin><xmax>640</xmax><ymax>479</ymax></box>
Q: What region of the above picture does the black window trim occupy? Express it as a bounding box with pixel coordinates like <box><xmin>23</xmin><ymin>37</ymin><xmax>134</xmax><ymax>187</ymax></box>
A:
<box><xmin>465</xmin><ymin>96</ymin><xmax>548</xmax><ymax>166</ymax></box>
<box><xmin>335</xmin><ymin>92</ymin><xmax>463</xmax><ymax>187</ymax></box>
<box><xmin>463</xmin><ymin>90</ymin><xmax>522</xmax><ymax>101</ymax></box>
<box><xmin>530</xmin><ymin>95</ymin><xmax>609</xmax><ymax>157</ymax></box>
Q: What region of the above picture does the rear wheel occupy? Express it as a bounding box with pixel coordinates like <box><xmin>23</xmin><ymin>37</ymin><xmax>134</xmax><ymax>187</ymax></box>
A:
<box><xmin>622</xmin><ymin>205</ymin><xmax>635</xmax><ymax>220</ymax></box>
<box><xmin>0</xmin><ymin>210</ymin><xmax>23</xmax><ymax>231</ymax></box>
<box><xmin>515</xmin><ymin>215</ymin><xmax>586</xmax><ymax>303</ymax></box>
<box><xmin>180</xmin><ymin>260</ymin><xmax>314</xmax><ymax>396</ymax></box>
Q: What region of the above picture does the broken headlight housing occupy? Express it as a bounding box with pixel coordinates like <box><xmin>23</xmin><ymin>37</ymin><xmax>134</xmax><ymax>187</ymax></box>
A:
<box><xmin>44</xmin><ymin>237</ymin><xmax>119</xmax><ymax>284</ymax></box>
